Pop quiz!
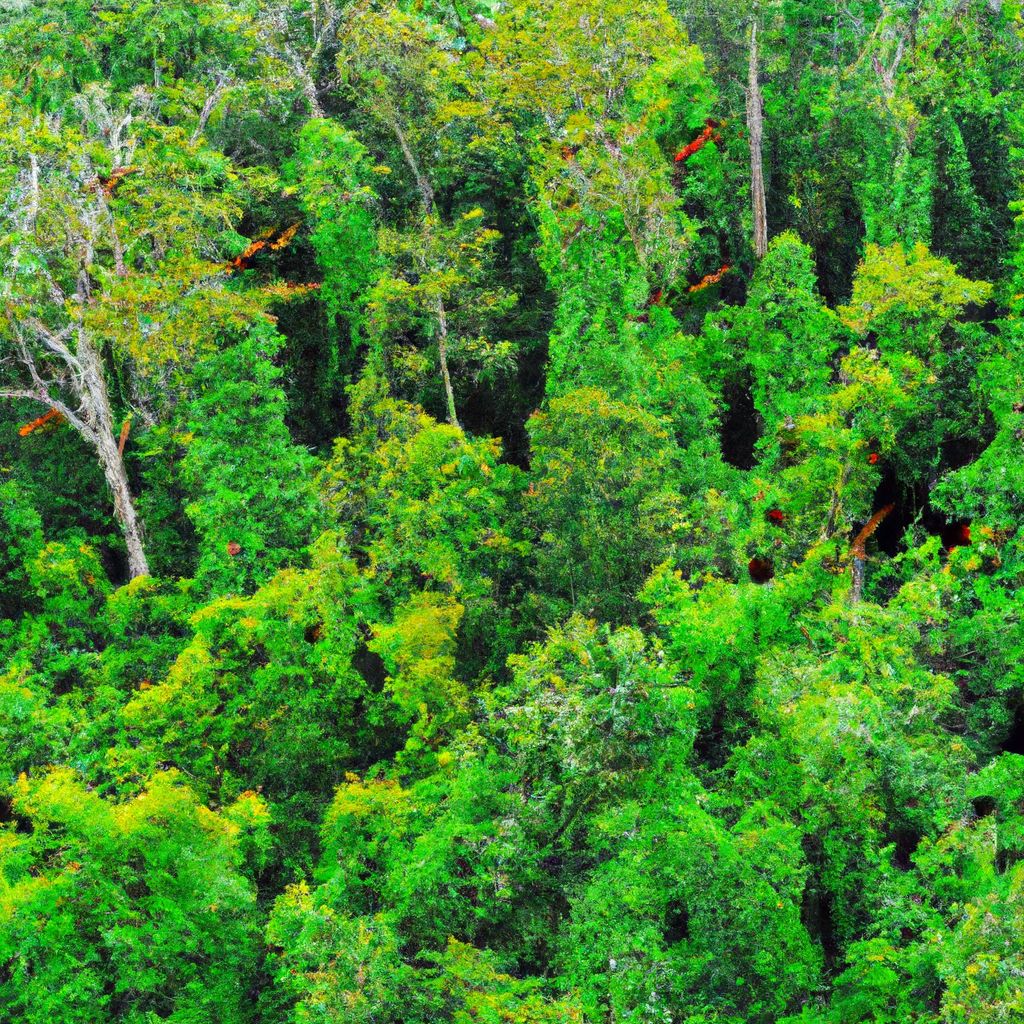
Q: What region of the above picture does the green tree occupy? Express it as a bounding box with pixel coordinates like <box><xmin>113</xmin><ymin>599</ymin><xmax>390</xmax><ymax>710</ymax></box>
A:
<box><xmin>0</xmin><ymin>769</ymin><xmax>262</xmax><ymax>1024</ymax></box>
<box><xmin>179</xmin><ymin>325</ymin><xmax>321</xmax><ymax>597</ymax></box>
<box><xmin>334</xmin><ymin>4</ymin><xmax>518</xmax><ymax>425</ymax></box>
<box><xmin>526</xmin><ymin>388</ymin><xmax>705</xmax><ymax>622</ymax></box>
<box><xmin>118</xmin><ymin>533</ymin><xmax>370</xmax><ymax>872</ymax></box>
<box><xmin>488</xmin><ymin>0</ymin><xmax>711</xmax><ymax>395</ymax></box>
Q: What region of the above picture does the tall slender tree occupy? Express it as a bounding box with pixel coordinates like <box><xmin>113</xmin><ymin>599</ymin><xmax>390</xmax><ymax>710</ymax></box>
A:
<box><xmin>747</xmin><ymin>18</ymin><xmax>768</xmax><ymax>258</ymax></box>
<box><xmin>334</xmin><ymin>4</ymin><xmax>517</xmax><ymax>426</ymax></box>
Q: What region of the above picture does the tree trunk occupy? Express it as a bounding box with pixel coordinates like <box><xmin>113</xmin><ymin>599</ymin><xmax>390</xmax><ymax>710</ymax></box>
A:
<box><xmin>849</xmin><ymin>504</ymin><xmax>894</xmax><ymax>606</ymax></box>
<box><xmin>746</xmin><ymin>20</ymin><xmax>768</xmax><ymax>259</ymax></box>
<box><xmin>851</xmin><ymin>555</ymin><xmax>867</xmax><ymax>605</ymax></box>
<box><xmin>299</xmin><ymin>70</ymin><xmax>325</xmax><ymax>119</ymax></box>
<box><xmin>78</xmin><ymin>335</ymin><xmax>150</xmax><ymax>578</ymax></box>
<box><xmin>392</xmin><ymin>120</ymin><xmax>435</xmax><ymax>216</ymax></box>
<box><xmin>391</xmin><ymin>119</ymin><xmax>461</xmax><ymax>429</ymax></box>
<box><xmin>435</xmin><ymin>297</ymin><xmax>460</xmax><ymax>429</ymax></box>
<box><xmin>96</xmin><ymin>423</ymin><xmax>150</xmax><ymax>579</ymax></box>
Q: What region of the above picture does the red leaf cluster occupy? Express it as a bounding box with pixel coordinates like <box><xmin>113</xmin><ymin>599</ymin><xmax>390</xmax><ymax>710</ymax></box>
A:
<box><xmin>674</xmin><ymin>119</ymin><xmax>722</xmax><ymax>164</ymax></box>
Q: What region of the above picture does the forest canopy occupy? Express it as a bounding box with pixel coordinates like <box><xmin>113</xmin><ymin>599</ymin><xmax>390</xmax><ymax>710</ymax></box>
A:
<box><xmin>1</xmin><ymin>1</ymin><xmax>1024</xmax><ymax>1022</ymax></box>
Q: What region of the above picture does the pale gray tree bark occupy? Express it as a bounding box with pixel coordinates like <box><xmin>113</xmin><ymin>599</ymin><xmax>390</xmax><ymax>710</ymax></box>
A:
<box><xmin>0</xmin><ymin>126</ymin><xmax>151</xmax><ymax>578</ymax></box>
<box><xmin>746</xmin><ymin>20</ymin><xmax>768</xmax><ymax>259</ymax></box>
<box><xmin>1</xmin><ymin>315</ymin><xmax>150</xmax><ymax>579</ymax></box>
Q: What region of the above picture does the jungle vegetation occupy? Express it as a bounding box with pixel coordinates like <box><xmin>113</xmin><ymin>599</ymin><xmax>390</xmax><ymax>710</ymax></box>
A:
<box><xmin>2</xmin><ymin>2</ymin><xmax>1024</xmax><ymax>1022</ymax></box>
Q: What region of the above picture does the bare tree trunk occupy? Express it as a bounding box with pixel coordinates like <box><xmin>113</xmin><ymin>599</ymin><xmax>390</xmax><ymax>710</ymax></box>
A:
<box><xmin>434</xmin><ymin>297</ymin><xmax>460</xmax><ymax>429</ymax></box>
<box><xmin>746</xmin><ymin>20</ymin><xmax>768</xmax><ymax>259</ymax></box>
<box><xmin>392</xmin><ymin>119</ymin><xmax>435</xmax><ymax>215</ymax></box>
<box><xmin>95</xmin><ymin>418</ymin><xmax>150</xmax><ymax>578</ymax></box>
<box><xmin>851</xmin><ymin>556</ymin><xmax>867</xmax><ymax>605</ymax></box>
<box><xmin>77</xmin><ymin>334</ymin><xmax>150</xmax><ymax>578</ymax></box>
<box><xmin>191</xmin><ymin>76</ymin><xmax>229</xmax><ymax>143</ymax></box>
<box><xmin>4</xmin><ymin>366</ymin><xmax>150</xmax><ymax>579</ymax></box>
<box><xmin>298</xmin><ymin>68</ymin><xmax>325</xmax><ymax>119</ymax></box>
<box><xmin>2</xmin><ymin>125</ymin><xmax>151</xmax><ymax>580</ymax></box>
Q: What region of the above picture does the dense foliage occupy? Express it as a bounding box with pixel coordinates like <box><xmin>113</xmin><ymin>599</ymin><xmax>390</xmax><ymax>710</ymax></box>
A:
<box><xmin>2</xmin><ymin>2</ymin><xmax>1024</xmax><ymax>1021</ymax></box>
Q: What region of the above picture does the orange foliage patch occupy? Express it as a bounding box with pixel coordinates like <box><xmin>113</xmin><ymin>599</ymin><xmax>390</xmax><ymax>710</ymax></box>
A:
<box><xmin>98</xmin><ymin>166</ymin><xmax>141</xmax><ymax>196</ymax></box>
<box><xmin>117</xmin><ymin>416</ymin><xmax>131</xmax><ymax>457</ymax></box>
<box><xmin>688</xmin><ymin>264</ymin><xmax>731</xmax><ymax>293</ymax></box>
<box><xmin>18</xmin><ymin>408</ymin><xmax>65</xmax><ymax>437</ymax></box>
<box><xmin>226</xmin><ymin>224</ymin><xmax>300</xmax><ymax>273</ymax></box>
<box><xmin>226</xmin><ymin>237</ymin><xmax>269</xmax><ymax>273</ymax></box>
<box><xmin>270</xmin><ymin>222</ymin><xmax>300</xmax><ymax>251</ymax></box>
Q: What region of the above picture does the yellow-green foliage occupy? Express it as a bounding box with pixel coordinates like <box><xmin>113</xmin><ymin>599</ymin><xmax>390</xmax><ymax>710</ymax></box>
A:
<box><xmin>840</xmin><ymin>242</ymin><xmax>992</xmax><ymax>343</ymax></box>
<box><xmin>0</xmin><ymin>769</ymin><xmax>261</xmax><ymax>1024</ymax></box>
